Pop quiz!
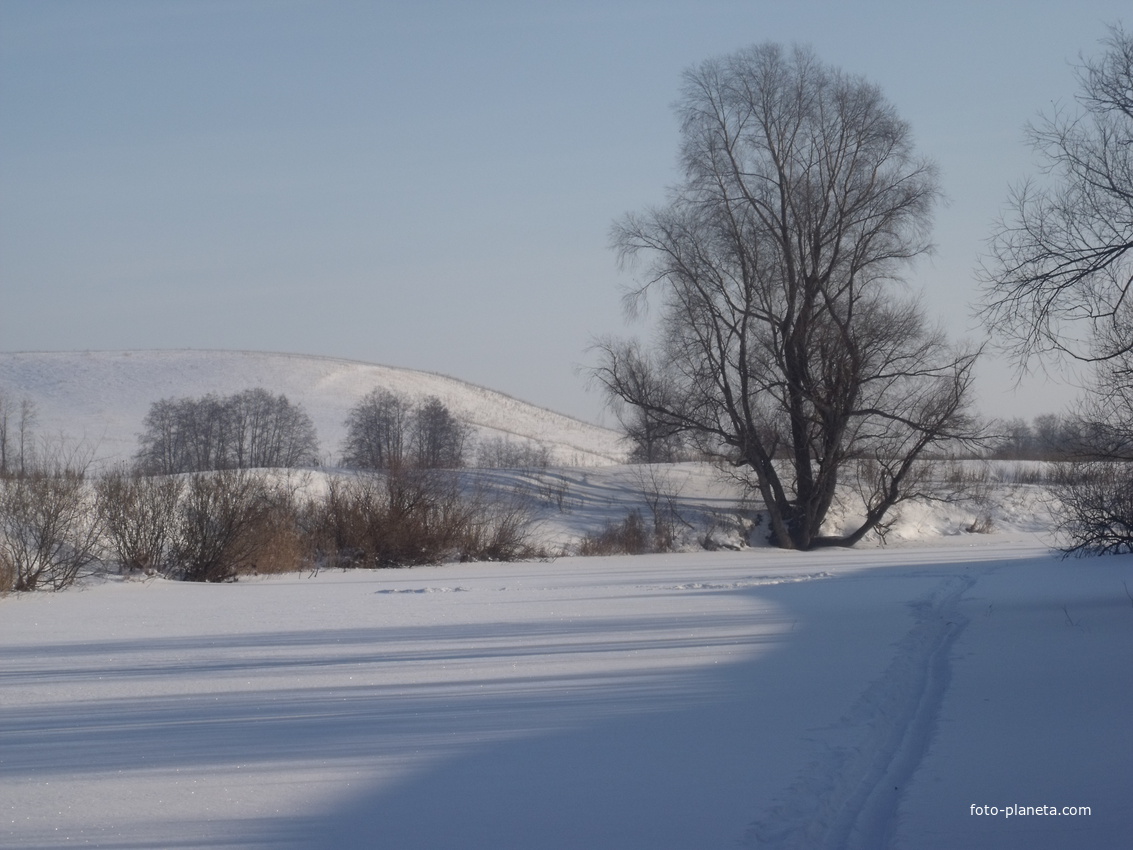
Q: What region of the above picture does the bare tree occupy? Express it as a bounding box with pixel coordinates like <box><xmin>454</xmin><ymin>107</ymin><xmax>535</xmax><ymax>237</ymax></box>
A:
<box><xmin>593</xmin><ymin>43</ymin><xmax>978</xmax><ymax>550</ymax></box>
<box><xmin>0</xmin><ymin>393</ymin><xmax>35</xmax><ymax>479</ymax></box>
<box><xmin>136</xmin><ymin>395</ymin><xmax>227</xmax><ymax>473</ymax></box>
<box><xmin>5</xmin><ymin>398</ymin><xmax>39</xmax><ymax>477</ymax></box>
<box><xmin>411</xmin><ymin>396</ymin><xmax>470</xmax><ymax>469</ymax></box>
<box><xmin>341</xmin><ymin>389</ymin><xmax>412</xmax><ymax>470</ymax></box>
<box><xmin>0</xmin><ymin>392</ymin><xmax>10</xmax><ymax>477</ymax></box>
<box><xmin>227</xmin><ymin>388</ymin><xmax>319</xmax><ymax>469</ymax></box>
<box><xmin>343</xmin><ymin>391</ymin><xmax>468</xmax><ymax>470</ymax></box>
<box><xmin>134</xmin><ymin>398</ymin><xmax>183</xmax><ymax>475</ymax></box>
<box><xmin>602</xmin><ymin>352</ymin><xmax>689</xmax><ymax>463</ymax></box>
<box><xmin>979</xmin><ymin>25</ymin><xmax>1133</xmax><ymax>555</ymax></box>
<box><xmin>979</xmin><ymin>24</ymin><xmax>1133</xmax><ymax>367</ymax></box>
<box><xmin>181</xmin><ymin>394</ymin><xmax>230</xmax><ymax>472</ymax></box>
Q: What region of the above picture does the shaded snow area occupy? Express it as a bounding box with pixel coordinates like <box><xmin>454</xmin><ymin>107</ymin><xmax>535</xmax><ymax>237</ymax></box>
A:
<box><xmin>3</xmin><ymin>542</ymin><xmax>1132</xmax><ymax>849</ymax></box>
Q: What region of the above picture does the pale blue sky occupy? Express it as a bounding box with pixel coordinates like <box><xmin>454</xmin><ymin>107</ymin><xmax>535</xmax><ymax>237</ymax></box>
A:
<box><xmin>2</xmin><ymin>1</ymin><xmax>1128</xmax><ymax>425</ymax></box>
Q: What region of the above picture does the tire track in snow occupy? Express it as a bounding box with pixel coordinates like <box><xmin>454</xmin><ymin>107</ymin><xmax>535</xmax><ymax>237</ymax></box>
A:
<box><xmin>745</xmin><ymin>573</ymin><xmax>975</xmax><ymax>849</ymax></box>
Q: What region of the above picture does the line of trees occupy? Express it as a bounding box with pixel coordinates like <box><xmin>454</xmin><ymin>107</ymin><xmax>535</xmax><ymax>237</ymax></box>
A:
<box><xmin>342</xmin><ymin>390</ymin><xmax>471</xmax><ymax>470</ymax></box>
<box><xmin>986</xmin><ymin>415</ymin><xmax>1099</xmax><ymax>461</ymax></box>
<box><xmin>136</xmin><ymin>389</ymin><xmax>320</xmax><ymax>474</ymax></box>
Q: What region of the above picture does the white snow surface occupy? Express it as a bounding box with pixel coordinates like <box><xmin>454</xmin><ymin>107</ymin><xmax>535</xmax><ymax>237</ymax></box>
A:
<box><xmin>0</xmin><ymin>350</ymin><xmax>628</xmax><ymax>467</ymax></box>
<box><xmin>3</xmin><ymin>537</ymin><xmax>1131</xmax><ymax>848</ymax></box>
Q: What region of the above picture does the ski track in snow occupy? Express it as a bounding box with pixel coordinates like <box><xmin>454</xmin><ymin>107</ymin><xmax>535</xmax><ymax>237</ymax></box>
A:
<box><xmin>745</xmin><ymin>570</ymin><xmax>976</xmax><ymax>849</ymax></box>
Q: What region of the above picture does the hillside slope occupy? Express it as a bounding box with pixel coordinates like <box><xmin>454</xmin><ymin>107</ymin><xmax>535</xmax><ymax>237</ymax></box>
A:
<box><xmin>0</xmin><ymin>350</ymin><xmax>627</xmax><ymax>467</ymax></box>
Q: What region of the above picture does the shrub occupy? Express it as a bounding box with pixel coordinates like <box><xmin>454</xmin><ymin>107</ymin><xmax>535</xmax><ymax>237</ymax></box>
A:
<box><xmin>95</xmin><ymin>467</ymin><xmax>183</xmax><ymax>574</ymax></box>
<box><xmin>578</xmin><ymin>510</ymin><xmax>651</xmax><ymax>556</ymax></box>
<box><xmin>1054</xmin><ymin>461</ymin><xmax>1133</xmax><ymax>556</ymax></box>
<box><xmin>0</xmin><ymin>467</ymin><xmax>102</xmax><ymax>591</ymax></box>
<box><xmin>306</xmin><ymin>468</ymin><xmax>536</xmax><ymax>569</ymax></box>
<box><xmin>0</xmin><ymin>551</ymin><xmax>12</xmax><ymax>595</ymax></box>
<box><xmin>474</xmin><ymin>437</ymin><xmax>551</xmax><ymax>469</ymax></box>
<box><xmin>171</xmin><ymin>470</ymin><xmax>298</xmax><ymax>582</ymax></box>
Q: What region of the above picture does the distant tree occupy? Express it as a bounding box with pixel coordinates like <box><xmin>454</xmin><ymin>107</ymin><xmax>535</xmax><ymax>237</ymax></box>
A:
<box><xmin>227</xmin><ymin>388</ymin><xmax>319</xmax><ymax>469</ymax></box>
<box><xmin>180</xmin><ymin>394</ymin><xmax>231</xmax><ymax>472</ymax></box>
<box><xmin>0</xmin><ymin>395</ymin><xmax>40</xmax><ymax>478</ymax></box>
<box><xmin>341</xmin><ymin>389</ymin><xmax>412</xmax><ymax>470</ymax></box>
<box><xmin>411</xmin><ymin>396</ymin><xmax>471</xmax><ymax>469</ymax></box>
<box><xmin>0</xmin><ymin>393</ymin><xmax>11</xmax><ymax>477</ymax></box>
<box><xmin>592</xmin><ymin>43</ymin><xmax>978</xmax><ymax>550</ymax></box>
<box><xmin>598</xmin><ymin>348</ymin><xmax>688</xmax><ymax>463</ymax></box>
<box><xmin>342</xmin><ymin>391</ymin><xmax>468</xmax><ymax>470</ymax></box>
<box><xmin>623</xmin><ymin>406</ymin><xmax>689</xmax><ymax>464</ymax></box>
<box><xmin>135</xmin><ymin>390</ymin><xmax>318</xmax><ymax>474</ymax></box>
<box><xmin>135</xmin><ymin>398</ymin><xmax>183</xmax><ymax>475</ymax></box>
<box><xmin>989</xmin><ymin>418</ymin><xmax>1036</xmax><ymax>460</ymax></box>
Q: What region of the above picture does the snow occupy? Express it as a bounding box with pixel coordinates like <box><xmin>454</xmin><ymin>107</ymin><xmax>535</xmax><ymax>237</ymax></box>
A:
<box><xmin>2</xmin><ymin>350</ymin><xmax>1130</xmax><ymax>847</ymax></box>
<box><xmin>3</xmin><ymin>537</ymin><xmax>1131</xmax><ymax>849</ymax></box>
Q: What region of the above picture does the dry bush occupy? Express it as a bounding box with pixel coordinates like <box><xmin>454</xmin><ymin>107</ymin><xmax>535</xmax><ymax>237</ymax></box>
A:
<box><xmin>0</xmin><ymin>547</ymin><xmax>13</xmax><ymax>594</ymax></box>
<box><xmin>455</xmin><ymin>486</ymin><xmax>540</xmax><ymax>562</ymax></box>
<box><xmin>474</xmin><ymin>437</ymin><xmax>551</xmax><ymax>469</ymax></box>
<box><xmin>0</xmin><ymin>467</ymin><xmax>102</xmax><ymax>591</ymax></box>
<box><xmin>1054</xmin><ymin>462</ymin><xmax>1133</xmax><ymax>556</ymax></box>
<box><xmin>240</xmin><ymin>492</ymin><xmax>306</xmax><ymax>575</ymax></box>
<box><xmin>171</xmin><ymin>470</ymin><xmax>297</xmax><ymax>582</ymax></box>
<box><xmin>96</xmin><ymin>467</ymin><xmax>183</xmax><ymax>574</ymax></box>
<box><xmin>635</xmin><ymin>465</ymin><xmax>694</xmax><ymax>551</ymax></box>
<box><xmin>306</xmin><ymin>468</ymin><xmax>537</xmax><ymax>569</ymax></box>
<box><xmin>578</xmin><ymin>510</ymin><xmax>652</xmax><ymax>556</ymax></box>
<box><xmin>304</xmin><ymin>471</ymin><xmax>448</xmax><ymax>568</ymax></box>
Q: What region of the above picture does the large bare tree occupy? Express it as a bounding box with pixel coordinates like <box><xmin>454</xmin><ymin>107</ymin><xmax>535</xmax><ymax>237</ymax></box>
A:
<box><xmin>980</xmin><ymin>25</ymin><xmax>1133</xmax><ymax>556</ymax></box>
<box><xmin>593</xmin><ymin>43</ymin><xmax>978</xmax><ymax>550</ymax></box>
<box><xmin>979</xmin><ymin>24</ymin><xmax>1133</xmax><ymax>367</ymax></box>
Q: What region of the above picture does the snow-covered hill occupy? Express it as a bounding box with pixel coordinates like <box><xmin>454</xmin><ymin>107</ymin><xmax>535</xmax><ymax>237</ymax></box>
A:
<box><xmin>0</xmin><ymin>350</ymin><xmax>628</xmax><ymax>467</ymax></box>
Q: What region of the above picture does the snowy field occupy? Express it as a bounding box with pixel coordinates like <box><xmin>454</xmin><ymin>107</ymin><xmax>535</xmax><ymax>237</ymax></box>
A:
<box><xmin>3</xmin><ymin>537</ymin><xmax>1131</xmax><ymax>849</ymax></box>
